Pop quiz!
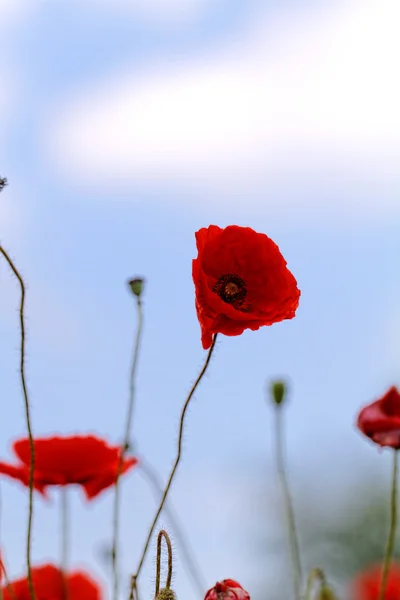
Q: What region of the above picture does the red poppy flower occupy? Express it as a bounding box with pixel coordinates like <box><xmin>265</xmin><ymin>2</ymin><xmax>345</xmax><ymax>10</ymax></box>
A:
<box><xmin>357</xmin><ymin>386</ymin><xmax>400</xmax><ymax>449</ymax></box>
<box><xmin>204</xmin><ymin>579</ymin><xmax>250</xmax><ymax>600</ymax></box>
<box><xmin>192</xmin><ymin>225</ymin><xmax>300</xmax><ymax>349</ymax></box>
<box><xmin>0</xmin><ymin>435</ymin><xmax>138</xmax><ymax>499</ymax></box>
<box><xmin>350</xmin><ymin>563</ymin><xmax>400</xmax><ymax>600</ymax></box>
<box><xmin>1</xmin><ymin>564</ymin><xmax>103</xmax><ymax>600</ymax></box>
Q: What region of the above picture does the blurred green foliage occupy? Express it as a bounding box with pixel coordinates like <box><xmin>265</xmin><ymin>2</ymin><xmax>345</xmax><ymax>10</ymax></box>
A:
<box><xmin>248</xmin><ymin>474</ymin><xmax>400</xmax><ymax>600</ymax></box>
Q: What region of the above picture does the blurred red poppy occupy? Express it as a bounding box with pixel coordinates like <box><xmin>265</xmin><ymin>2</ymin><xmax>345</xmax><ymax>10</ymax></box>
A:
<box><xmin>192</xmin><ymin>225</ymin><xmax>300</xmax><ymax>349</ymax></box>
<box><xmin>0</xmin><ymin>435</ymin><xmax>138</xmax><ymax>499</ymax></box>
<box><xmin>357</xmin><ymin>386</ymin><xmax>400</xmax><ymax>449</ymax></box>
<box><xmin>1</xmin><ymin>564</ymin><xmax>102</xmax><ymax>600</ymax></box>
<box><xmin>204</xmin><ymin>579</ymin><xmax>250</xmax><ymax>600</ymax></box>
<box><xmin>350</xmin><ymin>563</ymin><xmax>400</xmax><ymax>600</ymax></box>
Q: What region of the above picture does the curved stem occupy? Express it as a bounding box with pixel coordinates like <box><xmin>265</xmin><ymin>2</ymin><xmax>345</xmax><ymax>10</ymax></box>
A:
<box><xmin>155</xmin><ymin>530</ymin><xmax>173</xmax><ymax>597</ymax></box>
<box><xmin>0</xmin><ymin>246</ymin><xmax>36</xmax><ymax>600</ymax></box>
<box><xmin>138</xmin><ymin>456</ymin><xmax>206</xmax><ymax>597</ymax></box>
<box><xmin>0</xmin><ymin>556</ymin><xmax>17</xmax><ymax>600</ymax></box>
<box><xmin>129</xmin><ymin>335</ymin><xmax>218</xmax><ymax>599</ymax></box>
<box><xmin>378</xmin><ymin>449</ymin><xmax>398</xmax><ymax>600</ymax></box>
<box><xmin>274</xmin><ymin>406</ymin><xmax>302</xmax><ymax>600</ymax></box>
<box><xmin>112</xmin><ymin>297</ymin><xmax>144</xmax><ymax>600</ymax></box>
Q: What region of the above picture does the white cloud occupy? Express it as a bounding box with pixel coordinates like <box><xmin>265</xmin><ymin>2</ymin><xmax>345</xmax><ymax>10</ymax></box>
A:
<box><xmin>46</xmin><ymin>0</ymin><xmax>400</xmax><ymax>212</ymax></box>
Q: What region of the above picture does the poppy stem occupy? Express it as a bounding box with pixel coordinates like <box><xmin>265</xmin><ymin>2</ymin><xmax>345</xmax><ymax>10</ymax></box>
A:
<box><xmin>138</xmin><ymin>456</ymin><xmax>206</xmax><ymax>597</ymax></box>
<box><xmin>0</xmin><ymin>553</ymin><xmax>17</xmax><ymax>600</ymax></box>
<box><xmin>304</xmin><ymin>568</ymin><xmax>323</xmax><ymax>600</ymax></box>
<box><xmin>378</xmin><ymin>449</ymin><xmax>399</xmax><ymax>600</ymax></box>
<box><xmin>129</xmin><ymin>334</ymin><xmax>218</xmax><ymax>599</ymax></box>
<box><xmin>112</xmin><ymin>293</ymin><xmax>144</xmax><ymax>600</ymax></box>
<box><xmin>303</xmin><ymin>568</ymin><xmax>327</xmax><ymax>600</ymax></box>
<box><xmin>0</xmin><ymin>246</ymin><xmax>36</xmax><ymax>600</ymax></box>
<box><xmin>60</xmin><ymin>487</ymin><xmax>69</xmax><ymax>599</ymax></box>
<box><xmin>274</xmin><ymin>404</ymin><xmax>302</xmax><ymax>600</ymax></box>
<box><xmin>155</xmin><ymin>530</ymin><xmax>173</xmax><ymax>598</ymax></box>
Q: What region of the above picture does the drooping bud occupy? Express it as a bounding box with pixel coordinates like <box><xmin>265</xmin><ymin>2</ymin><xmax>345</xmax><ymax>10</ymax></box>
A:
<box><xmin>128</xmin><ymin>278</ymin><xmax>145</xmax><ymax>298</ymax></box>
<box><xmin>156</xmin><ymin>588</ymin><xmax>176</xmax><ymax>600</ymax></box>
<box><xmin>154</xmin><ymin>530</ymin><xmax>174</xmax><ymax>600</ymax></box>
<box><xmin>270</xmin><ymin>380</ymin><xmax>287</xmax><ymax>406</ymax></box>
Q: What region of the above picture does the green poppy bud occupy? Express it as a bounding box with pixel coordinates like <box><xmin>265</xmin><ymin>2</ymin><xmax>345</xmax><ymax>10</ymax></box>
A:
<box><xmin>270</xmin><ymin>380</ymin><xmax>286</xmax><ymax>406</ymax></box>
<box><xmin>128</xmin><ymin>278</ymin><xmax>144</xmax><ymax>297</ymax></box>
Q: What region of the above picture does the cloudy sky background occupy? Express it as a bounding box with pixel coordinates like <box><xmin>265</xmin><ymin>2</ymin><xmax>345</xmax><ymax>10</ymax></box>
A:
<box><xmin>1</xmin><ymin>0</ymin><xmax>400</xmax><ymax>598</ymax></box>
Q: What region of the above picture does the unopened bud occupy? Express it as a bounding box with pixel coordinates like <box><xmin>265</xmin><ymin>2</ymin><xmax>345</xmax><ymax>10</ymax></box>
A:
<box><xmin>156</xmin><ymin>588</ymin><xmax>176</xmax><ymax>600</ymax></box>
<box><xmin>204</xmin><ymin>580</ymin><xmax>250</xmax><ymax>600</ymax></box>
<box><xmin>270</xmin><ymin>380</ymin><xmax>286</xmax><ymax>406</ymax></box>
<box><xmin>128</xmin><ymin>278</ymin><xmax>144</xmax><ymax>297</ymax></box>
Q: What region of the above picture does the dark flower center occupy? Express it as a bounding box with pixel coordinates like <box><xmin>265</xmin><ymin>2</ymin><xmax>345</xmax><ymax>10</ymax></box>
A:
<box><xmin>213</xmin><ymin>274</ymin><xmax>247</xmax><ymax>307</ymax></box>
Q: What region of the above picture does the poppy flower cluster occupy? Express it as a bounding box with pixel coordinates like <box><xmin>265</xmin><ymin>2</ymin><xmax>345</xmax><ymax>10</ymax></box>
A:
<box><xmin>0</xmin><ymin>435</ymin><xmax>138</xmax><ymax>499</ymax></box>
<box><xmin>8</xmin><ymin>222</ymin><xmax>399</xmax><ymax>599</ymax></box>
<box><xmin>0</xmin><ymin>435</ymin><xmax>138</xmax><ymax>598</ymax></box>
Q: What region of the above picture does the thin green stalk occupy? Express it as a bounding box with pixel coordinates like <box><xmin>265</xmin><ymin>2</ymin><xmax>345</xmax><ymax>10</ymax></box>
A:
<box><xmin>0</xmin><ymin>246</ymin><xmax>36</xmax><ymax>600</ymax></box>
<box><xmin>378</xmin><ymin>449</ymin><xmax>399</xmax><ymax>600</ymax></box>
<box><xmin>112</xmin><ymin>295</ymin><xmax>144</xmax><ymax>600</ymax></box>
<box><xmin>61</xmin><ymin>488</ymin><xmax>69</xmax><ymax>600</ymax></box>
<box><xmin>274</xmin><ymin>406</ymin><xmax>302</xmax><ymax>600</ymax></box>
<box><xmin>129</xmin><ymin>334</ymin><xmax>218</xmax><ymax>599</ymax></box>
<box><xmin>304</xmin><ymin>568</ymin><xmax>325</xmax><ymax>600</ymax></box>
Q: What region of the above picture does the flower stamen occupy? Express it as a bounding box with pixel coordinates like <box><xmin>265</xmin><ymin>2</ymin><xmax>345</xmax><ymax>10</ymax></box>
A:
<box><xmin>213</xmin><ymin>274</ymin><xmax>247</xmax><ymax>308</ymax></box>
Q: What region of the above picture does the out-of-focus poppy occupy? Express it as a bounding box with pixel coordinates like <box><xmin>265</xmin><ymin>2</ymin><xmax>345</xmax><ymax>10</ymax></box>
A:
<box><xmin>350</xmin><ymin>563</ymin><xmax>400</xmax><ymax>600</ymax></box>
<box><xmin>192</xmin><ymin>225</ymin><xmax>300</xmax><ymax>349</ymax></box>
<box><xmin>0</xmin><ymin>435</ymin><xmax>138</xmax><ymax>499</ymax></box>
<box><xmin>357</xmin><ymin>386</ymin><xmax>400</xmax><ymax>449</ymax></box>
<box><xmin>1</xmin><ymin>564</ymin><xmax>103</xmax><ymax>600</ymax></box>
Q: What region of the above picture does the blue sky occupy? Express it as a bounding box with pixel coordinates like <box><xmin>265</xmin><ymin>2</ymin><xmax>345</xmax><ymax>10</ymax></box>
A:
<box><xmin>1</xmin><ymin>1</ymin><xmax>400</xmax><ymax>599</ymax></box>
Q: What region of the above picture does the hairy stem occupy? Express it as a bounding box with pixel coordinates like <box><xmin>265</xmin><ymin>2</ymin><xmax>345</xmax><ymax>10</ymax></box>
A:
<box><xmin>274</xmin><ymin>406</ymin><xmax>302</xmax><ymax>600</ymax></box>
<box><xmin>155</xmin><ymin>530</ymin><xmax>173</xmax><ymax>597</ymax></box>
<box><xmin>378</xmin><ymin>450</ymin><xmax>398</xmax><ymax>600</ymax></box>
<box><xmin>0</xmin><ymin>246</ymin><xmax>35</xmax><ymax>600</ymax></box>
<box><xmin>129</xmin><ymin>334</ymin><xmax>218</xmax><ymax>599</ymax></box>
<box><xmin>138</xmin><ymin>456</ymin><xmax>206</xmax><ymax>596</ymax></box>
<box><xmin>112</xmin><ymin>296</ymin><xmax>144</xmax><ymax>600</ymax></box>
